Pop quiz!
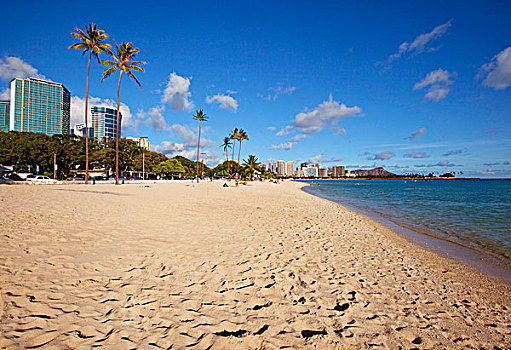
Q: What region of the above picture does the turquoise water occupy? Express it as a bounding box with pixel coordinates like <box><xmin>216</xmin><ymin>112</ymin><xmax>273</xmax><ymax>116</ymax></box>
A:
<box><xmin>302</xmin><ymin>179</ymin><xmax>511</xmax><ymax>261</ymax></box>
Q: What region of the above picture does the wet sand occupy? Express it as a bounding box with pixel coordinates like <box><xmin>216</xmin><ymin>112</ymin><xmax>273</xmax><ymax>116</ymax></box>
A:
<box><xmin>0</xmin><ymin>181</ymin><xmax>510</xmax><ymax>349</ymax></box>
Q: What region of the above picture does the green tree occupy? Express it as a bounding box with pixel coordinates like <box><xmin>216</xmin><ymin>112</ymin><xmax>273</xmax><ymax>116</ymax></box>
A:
<box><xmin>69</xmin><ymin>24</ymin><xmax>111</xmax><ymax>183</ymax></box>
<box><xmin>229</xmin><ymin>128</ymin><xmax>239</xmax><ymax>178</ymax></box>
<box><xmin>192</xmin><ymin>109</ymin><xmax>208</xmax><ymax>183</ymax></box>
<box><xmin>101</xmin><ymin>41</ymin><xmax>146</xmax><ymax>184</ymax></box>
<box><xmin>220</xmin><ymin>136</ymin><xmax>232</xmax><ymax>179</ymax></box>
<box><xmin>242</xmin><ymin>154</ymin><xmax>260</xmax><ymax>180</ymax></box>
<box><xmin>133</xmin><ymin>151</ymin><xmax>168</xmax><ymax>175</ymax></box>
<box><xmin>157</xmin><ymin>159</ymin><xmax>185</xmax><ymax>178</ymax></box>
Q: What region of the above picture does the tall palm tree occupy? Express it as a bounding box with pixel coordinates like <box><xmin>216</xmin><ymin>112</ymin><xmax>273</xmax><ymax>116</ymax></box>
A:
<box><xmin>220</xmin><ymin>136</ymin><xmax>232</xmax><ymax>178</ymax></box>
<box><xmin>236</xmin><ymin>129</ymin><xmax>249</xmax><ymax>174</ymax></box>
<box><xmin>68</xmin><ymin>24</ymin><xmax>111</xmax><ymax>184</ymax></box>
<box><xmin>229</xmin><ymin>128</ymin><xmax>239</xmax><ymax>178</ymax></box>
<box><xmin>100</xmin><ymin>41</ymin><xmax>146</xmax><ymax>185</ymax></box>
<box><xmin>193</xmin><ymin>109</ymin><xmax>208</xmax><ymax>183</ymax></box>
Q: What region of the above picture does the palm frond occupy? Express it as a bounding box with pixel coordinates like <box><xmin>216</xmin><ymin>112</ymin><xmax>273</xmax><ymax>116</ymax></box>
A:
<box><xmin>68</xmin><ymin>42</ymin><xmax>88</xmax><ymax>50</ymax></box>
<box><xmin>127</xmin><ymin>71</ymin><xmax>142</xmax><ymax>88</ymax></box>
<box><xmin>101</xmin><ymin>60</ymin><xmax>118</xmax><ymax>67</ymax></box>
<box><xmin>100</xmin><ymin>66</ymin><xmax>118</xmax><ymax>82</ymax></box>
<box><xmin>127</xmin><ymin>64</ymin><xmax>145</xmax><ymax>72</ymax></box>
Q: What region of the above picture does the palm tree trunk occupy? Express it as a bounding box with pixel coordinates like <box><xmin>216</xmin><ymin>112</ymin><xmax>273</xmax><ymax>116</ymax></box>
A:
<box><xmin>225</xmin><ymin>150</ymin><xmax>229</xmax><ymax>178</ymax></box>
<box><xmin>231</xmin><ymin>141</ymin><xmax>236</xmax><ymax>180</ymax></box>
<box><xmin>237</xmin><ymin>141</ymin><xmax>242</xmax><ymax>174</ymax></box>
<box><xmin>115</xmin><ymin>71</ymin><xmax>123</xmax><ymax>185</ymax></box>
<box><xmin>196</xmin><ymin>119</ymin><xmax>201</xmax><ymax>183</ymax></box>
<box><xmin>84</xmin><ymin>51</ymin><xmax>92</xmax><ymax>184</ymax></box>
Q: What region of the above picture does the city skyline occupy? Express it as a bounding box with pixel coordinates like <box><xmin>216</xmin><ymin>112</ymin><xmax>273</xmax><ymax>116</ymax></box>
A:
<box><xmin>0</xmin><ymin>1</ymin><xmax>510</xmax><ymax>177</ymax></box>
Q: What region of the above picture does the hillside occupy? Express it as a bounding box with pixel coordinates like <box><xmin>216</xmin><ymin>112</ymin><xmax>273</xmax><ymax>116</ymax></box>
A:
<box><xmin>352</xmin><ymin>167</ymin><xmax>396</xmax><ymax>177</ymax></box>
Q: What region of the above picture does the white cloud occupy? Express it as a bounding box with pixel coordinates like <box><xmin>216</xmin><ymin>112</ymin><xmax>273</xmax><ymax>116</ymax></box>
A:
<box><xmin>137</xmin><ymin>105</ymin><xmax>170</xmax><ymax>130</ymax></box>
<box><xmin>259</xmin><ymin>85</ymin><xmax>296</xmax><ymax>101</ymax></box>
<box><xmin>270</xmin><ymin>142</ymin><xmax>295</xmax><ymax>150</ymax></box>
<box><xmin>414</xmin><ymin>160</ymin><xmax>461</xmax><ymax>168</ymax></box>
<box><xmin>153</xmin><ymin>123</ymin><xmax>218</xmax><ymax>165</ymax></box>
<box><xmin>266</xmin><ymin>126</ymin><xmax>276</xmax><ymax>131</ymax></box>
<box><xmin>161</xmin><ymin>72</ymin><xmax>194</xmax><ymax>111</ymax></box>
<box><xmin>0</xmin><ymin>88</ymin><xmax>9</xmax><ymax>99</ymax></box>
<box><xmin>205</xmin><ymin>93</ymin><xmax>238</xmax><ymax>112</ymax></box>
<box><xmin>413</xmin><ymin>69</ymin><xmax>454</xmax><ymax>101</ymax></box>
<box><xmin>276</xmin><ymin>125</ymin><xmax>293</xmax><ymax>136</ymax></box>
<box><xmin>288</xmin><ymin>95</ymin><xmax>361</xmax><ymax>134</ymax></box>
<box><xmin>406</xmin><ymin>127</ymin><xmax>426</xmax><ymax>140</ymax></box>
<box><xmin>368</xmin><ymin>151</ymin><xmax>395</xmax><ymax>160</ymax></box>
<box><xmin>308</xmin><ymin>154</ymin><xmax>322</xmax><ymax>163</ymax></box>
<box><xmin>70</xmin><ymin>96</ymin><xmax>135</xmax><ymax>135</ymax></box>
<box><xmin>443</xmin><ymin>149</ymin><xmax>462</xmax><ymax>156</ymax></box>
<box><xmin>0</xmin><ymin>56</ymin><xmax>47</xmax><ymax>100</ymax></box>
<box><xmin>290</xmin><ymin>134</ymin><xmax>308</xmax><ymax>142</ymax></box>
<box><xmin>477</xmin><ymin>47</ymin><xmax>511</xmax><ymax>90</ymax></box>
<box><xmin>388</xmin><ymin>20</ymin><xmax>452</xmax><ymax>63</ymax></box>
<box><xmin>0</xmin><ymin>56</ymin><xmax>46</xmax><ymax>82</ymax></box>
<box><xmin>403</xmin><ymin>151</ymin><xmax>430</xmax><ymax>159</ymax></box>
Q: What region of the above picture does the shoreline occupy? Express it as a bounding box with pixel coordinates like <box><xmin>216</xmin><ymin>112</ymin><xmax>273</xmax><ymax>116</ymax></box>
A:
<box><xmin>300</xmin><ymin>183</ymin><xmax>511</xmax><ymax>285</ymax></box>
<box><xmin>0</xmin><ymin>181</ymin><xmax>510</xmax><ymax>348</ymax></box>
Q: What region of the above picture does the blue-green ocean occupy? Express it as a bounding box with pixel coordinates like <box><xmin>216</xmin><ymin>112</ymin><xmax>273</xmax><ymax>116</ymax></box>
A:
<box><xmin>302</xmin><ymin>179</ymin><xmax>511</xmax><ymax>261</ymax></box>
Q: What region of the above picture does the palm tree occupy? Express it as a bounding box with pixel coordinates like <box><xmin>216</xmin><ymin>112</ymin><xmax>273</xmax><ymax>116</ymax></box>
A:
<box><xmin>100</xmin><ymin>41</ymin><xmax>146</xmax><ymax>185</ymax></box>
<box><xmin>220</xmin><ymin>136</ymin><xmax>232</xmax><ymax>178</ymax></box>
<box><xmin>193</xmin><ymin>109</ymin><xmax>208</xmax><ymax>183</ymax></box>
<box><xmin>68</xmin><ymin>24</ymin><xmax>111</xmax><ymax>184</ymax></box>
<box><xmin>243</xmin><ymin>155</ymin><xmax>259</xmax><ymax>180</ymax></box>
<box><xmin>229</xmin><ymin>128</ymin><xmax>239</xmax><ymax>178</ymax></box>
<box><xmin>236</xmin><ymin>129</ymin><xmax>249</xmax><ymax>174</ymax></box>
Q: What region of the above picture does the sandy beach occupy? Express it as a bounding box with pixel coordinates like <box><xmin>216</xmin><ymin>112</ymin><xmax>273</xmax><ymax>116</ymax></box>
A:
<box><xmin>0</xmin><ymin>181</ymin><xmax>509</xmax><ymax>349</ymax></box>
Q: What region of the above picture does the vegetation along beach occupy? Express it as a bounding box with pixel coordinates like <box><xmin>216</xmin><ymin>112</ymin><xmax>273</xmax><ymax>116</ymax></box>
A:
<box><xmin>1</xmin><ymin>1</ymin><xmax>511</xmax><ymax>349</ymax></box>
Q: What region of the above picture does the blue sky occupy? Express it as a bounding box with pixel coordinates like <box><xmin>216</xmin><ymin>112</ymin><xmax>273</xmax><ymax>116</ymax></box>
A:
<box><xmin>1</xmin><ymin>1</ymin><xmax>510</xmax><ymax>177</ymax></box>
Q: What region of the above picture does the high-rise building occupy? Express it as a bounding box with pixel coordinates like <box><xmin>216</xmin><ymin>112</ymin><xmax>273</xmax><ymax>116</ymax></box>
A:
<box><xmin>285</xmin><ymin>161</ymin><xmax>293</xmax><ymax>176</ymax></box>
<box><xmin>277</xmin><ymin>160</ymin><xmax>285</xmax><ymax>176</ymax></box>
<box><xmin>332</xmin><ymin>165</ymin><xmax>345</xmax><ymax>177</ymax></box>
<box><xmin>0</xmin><ymin>100</ymin><xmax>9</xmax><ymax>132</ymax></box>
<box><xmin>303</xmin><ymin>166</ymin><xmax>319</xmax><ymax>177</ymax></box>
<box><xmin>300</xmin><ymin>162</ymin><xmax>309</xmax><ymax>170</ymax></box>
<box><xmin>126</xmin><ymin>136</ymin><xmax>150</xmax><ymax>150</ymax></box>
<box><xmin>9</xmin><ymin>78</ymin><xmax>70</xmax><ymax>136</ymax></box>
<box><xmin>319</xmin><ymin>168</ymin><xmax>328</xmax><ymax>178</ymax></box>
<box><xmin>91</xmin><ymin>106</ymin><xmax>122</xmax><ymax>141</ymax></box>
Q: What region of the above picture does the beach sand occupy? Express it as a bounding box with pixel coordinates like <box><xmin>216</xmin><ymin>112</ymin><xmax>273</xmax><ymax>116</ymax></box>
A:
<box><xmin>0</xmin><ymin>181</ymin><xmax>509</xmax><ymax>349</ymax></box>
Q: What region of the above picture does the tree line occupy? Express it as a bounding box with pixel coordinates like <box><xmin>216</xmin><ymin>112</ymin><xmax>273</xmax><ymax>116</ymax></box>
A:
<box><xmin>0</xmin><ymin>131</ymin><xmax>273</xmax><ymax>180</ymax></box>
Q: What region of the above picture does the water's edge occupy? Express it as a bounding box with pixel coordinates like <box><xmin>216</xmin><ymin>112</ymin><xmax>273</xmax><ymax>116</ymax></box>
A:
<box><xmin>301</xmin><ymin>185</ymin><xmax>511</xmax><ymax>285</ymax></box>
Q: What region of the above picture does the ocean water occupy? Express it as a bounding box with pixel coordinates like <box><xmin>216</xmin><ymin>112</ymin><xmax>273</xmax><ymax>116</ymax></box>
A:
<box><xmin>302</xmin><ymin>179</ymin><xmax>511</xmax><ymax>261</ymax></box>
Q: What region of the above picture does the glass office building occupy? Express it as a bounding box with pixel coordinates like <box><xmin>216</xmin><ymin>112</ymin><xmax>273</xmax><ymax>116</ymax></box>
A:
<box><xmin>9</xmin><ymin>78</ymin><xmax>70</xmax><ymax>136</ymax></box>
<box><xmin>91</xmin><ymin>106</ymin><xmax>122</xmax><ymax>141</ymax></box>
<box><xmin>0</xmin><ymin>100</ymin><xmax>9</xmax><ymax>132</ymax></box>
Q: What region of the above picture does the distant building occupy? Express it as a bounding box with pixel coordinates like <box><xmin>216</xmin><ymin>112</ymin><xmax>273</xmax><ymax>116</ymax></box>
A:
<box><xmin>300</xmin><ymin>162</ymin><xmax>309</xmax><ymax>170</ymax></box>
<box><xmin>126</xmin><ymin>136</ymin><xmax>150</xmax><ymax>150</ymax></box>
<box><xmin>277</xmin><ymin>160</ymin><xmax>285</xmax><ymax>176</ymax></box>
<box><xmin>91</xmin><ymin>106</ymin><xmax>122</xmax><ymax>141</ymax></box>
<box><xmin>332</xmin><ymin>165</ymin><xmax>345</xmax><ymax>177</ymax></box>
<box><xmin>319</xmin><ymin>168</ymin><xmax>328</xmax><ymax>178</ymax></box>
<box><xmin>295</xmin><ymin>168</ymin><xmax>304</xmax><ymax>177</ymax></box>
<box><xmin>285</xmin><ymin>161</ymin><xmax>293</xmax><ymax>177</ymax></box>
<box><xmin>73</xmin><ymin>123</ymin><xmax>94</xmax><ymax>138</ymax></box>
<box><xmin>303</xmin><ymin>166</ymin><xmax>319</xmax><ymax>177</ymax></box>
<box><xmin>9</xmin><ymin>78</ymin><xmax>70</xmax><ymax>136</ymax></box>
<box><xmin>0</xmin><ymin>100</ymin><xmax>9</xmax><ymax>132</ymax></box>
